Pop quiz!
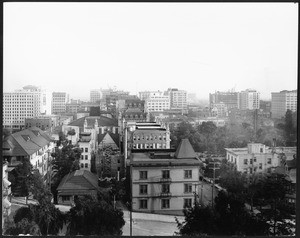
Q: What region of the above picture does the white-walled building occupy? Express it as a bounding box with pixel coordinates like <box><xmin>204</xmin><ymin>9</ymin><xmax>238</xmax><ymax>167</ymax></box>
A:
<box><xmin>210</xmin><ymin>102</ymin><xmax>228</xmax><ymax>117</ymax></box>
<box><xmin>271</xmin><ymin>90</ymin><xmax>297</xmax><ymax>118</ymax></box>
<box><xmin>167</xmin><ymin>88</ymin><xmax>187</xmax><ymax>111</ymax></box>
<box><xmin>52</xmin><ymin>92</ymin><xmax>68</xmax><ymax>114</ymax></box>
<box><xmin>90</xmin><ymin>89</ymin><xmax>102</xmax><ymax>103</ymax></box>
<box><xmin>239</xmin><ymin>89</ymin><xmax>260</xmax><ymax>110</ymax></box>
<box><xmin>144</xmin><ymin>91</ymin><xmax>170</xmax><ymax>113</ymax></box>
<box><xmin>78</xmin><ymin>132</ymin><xmax>93</xmax><ymax>171</ymax></box>
<box><xmin>225</xmin><ymin>143</ymin><xmax>296</xmax><ymax>175</ymax></box>
<box><xmin>3</xmin><ymin>85</ymin><xmax>52</xmax><ymax>131</ymax></box>
<box><xmin>131</xmin><ymin>139</ymin><xmax>201</xmax><ymax>215</ymax></box>
<box><xmin>2</xmin><ymin>127</ymin><xmax>55</xmax><ymax>183</ymax></box>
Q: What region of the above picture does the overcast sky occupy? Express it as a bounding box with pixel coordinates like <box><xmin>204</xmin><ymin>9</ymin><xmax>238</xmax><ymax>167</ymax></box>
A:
<box><xmin>3</xmin><ymin>2</ymin><xmax>298</xmax><ymax>100</ymax></box>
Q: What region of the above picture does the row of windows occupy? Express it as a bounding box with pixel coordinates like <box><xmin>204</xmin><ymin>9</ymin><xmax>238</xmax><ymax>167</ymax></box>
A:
<box><xmin>80</xmin><ymin>163</ymin><xmax>89</xmax><ymax>168</ymax></box>
<box><xmin>133</xmin><ymin>143</ymin><xmax>166</xmax><ymax>149</ymax></box>
<box><xmin>139</xmin><ymin>183</ymin><xmax>193</xmax><ymax>195</ymax></box>
<box><xmin>138</xmin><ymin>198</ymin><xmax>192</xmax><ymax>209</ymax></box>
<box><xmin>243</xmin><ymin>158</ymin><xmax>271</xmax><ymax>165</ymax></box>
<box><xmin>133</xmin><ymin>135</ymin><xmax>166</xmax><ymax>140</ymax></box>
<box><xmin>81</xmin><ymin>155</ymin><xmax>89</xmax><ymax>160</ymax></box>
<box><xmin>80</xmin><ymin>148</ymin><xmax>89</xmax><ymax>152</ymax></box>
<box><xmin>139</xmin><ymin>170</ymin><xmax>192</xmax><ymax>180</ymax></box>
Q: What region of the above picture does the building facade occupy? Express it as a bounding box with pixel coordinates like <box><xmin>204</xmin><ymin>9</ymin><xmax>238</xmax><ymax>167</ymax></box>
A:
<box><xmin>145</xmin><ymin>91</ymin><xmax>170</xmax><ymax>113</ymax></box>
<box><xmin>167</xmin><ymin>88</ymin><xmax>188</xmax><ymax>111</ymax></box>
<box><xmin>2</xmin><ymin>127</ymin><xmax>55</xmax><ymax>184</ymax></box>
<box><xmin>210</xmin><ymin>102</ymin><xmax>228</xmax><ymax>117</ymax></box>
<box><xmin>271</xmin><ymin>90</ymin><xmax>297</xmax><ymax>118</ymax></box>
<box><xmin>239</xmin><ymin>89</ymin><xmax>260</xmax><ymax>110</ymax></box>
<box><xmin>90</xmin><ymin>89</ymin><xmax>102</xmax><ymax>103</ymax></box>
<box><xmin>131</xmin><ymin>139</ymin><xmax>201</xmax><ymax>215</ymax></box>
<box><xmin>225</xmin><ymin>143</ymin><xmax>296</xmax><ymax>175</ymax></box>
<box><xmin>52</xmin><ymin>92</ymin><xmax>68</xmax><ymax>114</ymax></box>
<box><xmin>78</xmin><ymin>132</ymin><xmax>93</xmax><ymax>171</ymax></box>
<box><xmin>3</xmin><ymin>85</ymin><xmax>52</xmax><ymax>131</ymax></box>
<box><xmin>209</xmin><ymin>91</ymin><xmax>240</xmax><ymax>110</ymax></box>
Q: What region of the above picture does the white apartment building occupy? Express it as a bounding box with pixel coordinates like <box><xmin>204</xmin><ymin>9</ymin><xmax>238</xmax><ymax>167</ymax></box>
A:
<box><xmin>225</xmin><ymin>143</ymin><xmax>296</xmax><ymax>175</ymax></box>
<box><xmin>52</xmin><ymin>92</ymin><xmax>68</xmax><ymax>114</ymax></box>
<box><xmin>78</xmin><ymin>132</ymin><xmax>93</xmax><ymax>171</ymax></box>
<box><xmin>144</xmin><ymin>91</ymin><xmax>170</xmax><ymax>113</ymax></box>
<box><xmin>90</xmin><ymin>89</ymin><xmax>102</xmax><ymax>103</ymax></box>
<box><xmin>131</xmin><ymin>139</ymin><xmax>201</xmax><ymax>215</ymax></box>
<box><xmin>3</xmin><ymin>85</ymin><xmax>52</xmax><ymax>131</ymax></box>
<box><xmin>211</xmin><ymin>102</ymin><xmax>228</xmax><ymax>117</ymax></box>
<box><xmin>167</xmin><ymin>88</ymin><xmax>187</xmax><ymax>110</ymax></box>
<box><xmin>239</xmin><ymin>89</ymin><xmax>260</xmax><ymax>110</ymax></box>
<box><xmin>271</xmin><ymin>90</ymin><xmax>297</xmax><ymax>118</ymax></box>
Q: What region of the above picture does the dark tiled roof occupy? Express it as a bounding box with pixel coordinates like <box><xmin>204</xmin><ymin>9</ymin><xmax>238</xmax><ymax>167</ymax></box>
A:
<box><xmin>68</xmin><ymin>116</ymin><xmax>118</xmax><ymax>127</ymax></box>
<box><xmin>98</xmin><ymin>132</ymin><xmax>120</xmax><ymax>148</ymax></box>
<box><xmin>57</xmin><ymin>170</ymin><xmax>99</xmax><ymax>192</ymax></box>
<box><xmin>2</xmin><ymin>127</ymin><xmax>52</xmax><ymax>156</ymax></box>
<box><xmin>174</xmin><ymin>139</ymin><xmax>197</xmax><ymax>159</ymax></box>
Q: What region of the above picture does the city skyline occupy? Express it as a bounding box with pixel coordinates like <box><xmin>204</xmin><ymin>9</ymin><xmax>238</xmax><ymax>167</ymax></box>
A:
<box><xmin>4</xmin><ymin>3</ymin><xmax>298</xmax><ymax>101</ymax></box>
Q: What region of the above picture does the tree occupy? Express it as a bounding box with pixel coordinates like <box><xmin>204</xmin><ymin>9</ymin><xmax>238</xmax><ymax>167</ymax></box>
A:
<box><xmin>284</xmin><ymin>109</ymin><xmax>296</xmax><ymax>145</ymax></box>
<box><xmin>4</xmin><ymin>218</ymin><xmax>41</xmax><ymax>236</ymax></box>
<box><xmin>51</xmin><ymin>143</ymin><xmax>81</xmax><ymax>203</ymax></box>
<box><xmin>11</xmin><ymin>157</ymin><xmax>32</xmax><ymax>196</ymax></box>
<box><xmin>66</xmin><ymin>195</ymin><xmax>125</xmax><ymax>235</ymax></box>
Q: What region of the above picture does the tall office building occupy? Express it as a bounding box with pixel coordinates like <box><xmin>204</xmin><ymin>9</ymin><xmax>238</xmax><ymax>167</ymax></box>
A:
<box><xmin>271</xmin><ymin>90</ymin><xmax>297</xmax><ymax>118</ymax></box>
<box><xmin>239</xmin><ymin>89</ymin><xmax>260</xmax><ymax>110</ymax></box>
<box><xmin>144</xmin><ymin>91</ymin><xmax>170</xmax><ymax>112</ymax></box>
<box><xmin>52</xmin><ymin>92</ymin><xmax>68</xmax><ymax>114</ymax></box>
<box><xmin>3</xmin><ymin>85</ymin><xmax>52</xmax><ymax>131</ymax></box>
<box><xmin>167</xmin><ymin>88</ymin><xmax>187</xmax><ymax>110</ymax></box>
<box><xmin>90</xmin><ymin>89</ymin><xmax>102</xmax><ymax>103</ymax></box>
<box><xmin>209</xmin><ymin>91</ymin><xmax>240</xmax><ymax>110</ymax></box>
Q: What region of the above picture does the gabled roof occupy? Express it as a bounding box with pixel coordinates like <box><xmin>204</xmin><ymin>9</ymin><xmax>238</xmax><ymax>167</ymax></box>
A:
<box><xmin>174</xmin><ymin>138</ymin><xmax>197</xmax><ymax>159</ymax></box>
<box><xmin>98</xmin><ymin>132</ymin><xmax>120</xmax><ymax>148</ymax></box>
<box><xmin>57</xmin><ymin>170</ymin><xmax>99</xmax><ymax>192</ymax></box>
<box><xmin>68</xmin><ymin>116</ymin><xmax>118</xmax><ymax>127</ymax></box>
<box><xmin>2</xmin><ymin>127</ymin><xmax>52</xmax><ymax>156</ymax></box>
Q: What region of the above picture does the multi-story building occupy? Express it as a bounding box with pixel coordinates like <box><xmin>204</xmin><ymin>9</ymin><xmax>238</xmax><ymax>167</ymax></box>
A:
<box><xmin>90</xmin><ymin>89</ymin><xmax>102</xmax><ymax>103</ymax></box>
<box><xmin>2</xmin><ymin>127</ymin><xmax>55</xmax><ymax>184</ymax></box>
<box><xmin>52</xmin><ymin>92</ymin><xmax>68</xmax><ymax>114</ymax></box>
<box><xmin>25</xmin><ymin>116</ymin><xmax>57</xmax><ymax>132</ymax></box>
<box><xmin>210</xmin><ymin>102</ymin><xmax>228</xmax><ymax>117</ymax></box>
<box><xmin>239</xmin><ymin>89</ymin><xmax>260</xmax><ymax>110</ymax></box>
<box><xmin>145</xmin><ymin>91</ymin><xmax>170</xmax><ymax>113</ymax></box>
<box><xmin>167</xmin><ymin>88</ymin><xmax>188</xmax><ymax>112</ymax></box>
<box><xmin>106</xmin><ymin>90</ymin><xmax>131</xmax><ymax>116</ymax></box>
<box><xmin>78</xmin><ymin>132</ymin><xmax>93</xmax><ymax>171</ymax></box>
<box><xmin>131</xmin><ymin>138</ymin><xmax>201</xmax><ymax>215</ymax></box>
<box><xmin>209</xmin><ymin>91</ymin><xmax>240</xmax><ymax>110</ymax></box>
<box><xmin>3</xmin><ymin>85</ymin><xmax>52</xmax><ymax>131</ymax></box>
<box><xmin>271</xmin><ymin>90</ymin><xmax>297</xmax><ymax>118</ymax></box>
<box><xmin>131</xmin><ymin>122</ymin><xmax>171</xmax><ymax>150</ymax></box>
<box><xmin>225</xmin><ymin>143</ymin><xmax>296</xmax><ymax>175</ymax></box>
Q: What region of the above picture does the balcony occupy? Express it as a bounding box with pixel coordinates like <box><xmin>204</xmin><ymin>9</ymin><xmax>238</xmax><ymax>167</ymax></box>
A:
<box><xmin>159</xmin><ymin>177</ymin><xmax>172</xmax><ymax>183</ymax></box>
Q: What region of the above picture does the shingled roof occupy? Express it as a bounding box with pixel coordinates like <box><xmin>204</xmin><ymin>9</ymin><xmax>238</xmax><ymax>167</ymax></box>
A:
<box><xmin>174</xmin><ymin>138</ymin><xmax>197</xmax><ymax>159</ymax></box>
<box><xmin>2</xmin><ymin>127</ymin><xmax>53</xmax><ymax>156</ymax></box>
<box><xmin>57</xmin><ymin>170</ymin><xmax>99</xmax><ymax>192</ymax></box>
<box><xmin>68</xmin><ymin>116</ymin><xmax>118</xmax><ymax>128</ymax></box>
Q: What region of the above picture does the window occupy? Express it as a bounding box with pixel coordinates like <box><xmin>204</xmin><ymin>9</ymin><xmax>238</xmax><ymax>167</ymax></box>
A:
<box><xmin>62</xmin><ymin>195</ymin><xmax>71</xmax><ymax>202</ymax></box>
<box><xmin>139</xmin><ymin>199</ymin><xmax>148</xmax><ymax>209</ymax></box>
<box><xmin>259</xmin><ymin>163</ymin><xmax>262</xmax><ymax>169</ymax></box>
<box><xmin>184</xmin><ymin>184</ymin><xmax>192</xmax><ymax>193</ymax></box>
<box><xmin>81</xmin><ymin>163</ymin><xmax>84</xmax><ymax>168</ymax></box>
<box><xmin>162</xmin><ymin>184</ymin><xmax>170</xmax><ymax>193</ymax></box>
<box><xmin>184</xmin><ymin>170</ymin><xmax>192</xmax><ymax>179</ymax></box>
<box><xmin>140</xmin><ymin>171</ymin><xmax>148</xmax><ymax>180</ymax></box>
<box><xmin>85</xmin><ymin>148</ymin><xmax>88</xmax><ymax>152</ymax></box>
<box><xmin>161</xmin><ymin>199</ymin><xmax>170</xmax><ymax>209</ymax></box>
<box><xmin>244</xmin><ymin>159</ymin><xmax>248</xmax><ymax>165</ymax></box>
<box><xmin>85</xmin><ymin>163</ymin><xmax>88</xmax><ymax>168</ymax></box>
<box><xmin>139</xmin><ymin>185</ymin><xmax>148</xmax><ymax>194</ymax></box>
<box><xmin>260</xmin><ymin>148</ymin><xmax>263</xmax><ymax>153</ymax></box>
<box><xmin>254</xmin><ymin>157</ymin><xmax>257</xmax><ymax>162</ymax></box>
<box><xmin>267</xmin><ymin>158</ymin><xmax>272</xmax><ymax>164</ymax></box>
<box><xmin>81</xmin><ymin>155</ymin><xmax>84</xmax><ymax>160</ymax></box>
<box><xmin>162</xmin><ymin>170</ymin><xmax>170</xmax><ymax>179</ymax></box>
<box><xmin>184</xmin><ymin>198</ymin><xmax>192</xmax><ymax>208</ymax></box>
<box><xmin>85</xmin><ymin>155</ymin><xmax>88</xmax><ymax>160</ymax></box>
<box><xmin>250</xmin><ymin>159</ymin><xmax>253</xmax><ymax>164</ymax></box>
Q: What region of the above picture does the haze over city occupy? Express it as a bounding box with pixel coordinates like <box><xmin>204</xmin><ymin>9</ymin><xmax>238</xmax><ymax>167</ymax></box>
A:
<box><xmin>4</xmin><ymin>3</ymin><xmax>298</xmax><ymax>100</ymax></box>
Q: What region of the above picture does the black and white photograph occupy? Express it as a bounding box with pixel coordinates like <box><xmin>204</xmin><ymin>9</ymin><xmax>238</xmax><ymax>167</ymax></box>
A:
<box><xmin>2</xmin><ymin>2</ymin><xmax>298</xmax><ymax>236</ymax></box>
